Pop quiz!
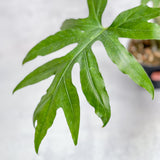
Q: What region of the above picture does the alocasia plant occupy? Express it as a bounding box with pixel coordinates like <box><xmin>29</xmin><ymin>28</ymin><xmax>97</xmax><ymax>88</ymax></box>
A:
<box><xmin>13</xmin><ymin>0</ymin><xmax>160</xmax><ymax>153</ymax></box>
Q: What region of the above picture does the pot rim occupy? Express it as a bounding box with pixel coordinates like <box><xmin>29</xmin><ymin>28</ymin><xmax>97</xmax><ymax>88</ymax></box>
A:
<box><xmin>141</xmin><ymin>63</ymin><xmax>160</xmax><ymax>69</ymax></box>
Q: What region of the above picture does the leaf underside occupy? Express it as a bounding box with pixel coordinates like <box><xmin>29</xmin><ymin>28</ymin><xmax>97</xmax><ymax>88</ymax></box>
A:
<box><xmin>13</xmin><ymin>0</ymin><xmax>160</xmax><ymax>153</ymax></box>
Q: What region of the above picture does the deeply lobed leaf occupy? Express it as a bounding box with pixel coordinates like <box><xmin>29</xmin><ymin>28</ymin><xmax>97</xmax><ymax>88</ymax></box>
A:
<box><xmin>14</xmin><ymin>2</ymin><xmax>160</xmax><ymax>153</ymax></box>
<box><xmin>32</xmin><ymin>52</ymin><xmax>80</xmax><ymax>153</ymax></box>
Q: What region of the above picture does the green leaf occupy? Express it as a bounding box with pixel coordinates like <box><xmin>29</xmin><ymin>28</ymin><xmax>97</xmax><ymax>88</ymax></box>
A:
<box><xmin>13</xmin><ymin>57</ymin><xmax>67</xmax><ymax>93</ymax></box>
<box><xmin>33</xmin><ymin>63</ymin><xmax>80</xmax><ymax>153</ymax></box>
<box><xmin>99</xmin><ymin>30</ymin><xmax>154</xmax><ymax>98</ymax></box>
<box><xmin>79</xmin><ymin>48</ymin><xmax>110</xmax><ymax>126</ymax></box>
<box><xmin>23</xmin><ymin>29</ymin><xmax>82</xmax><ymax>64</ymax></box>
<box><xmin>14</xmin><ymin>3</ymin><xmax>160</xmax><ymax>153</ymax></box>
<box><xmin>110</xmin><ymin>5</ymin><xmax>160</xmax><ymax>28</ymax></box>
<box><xmin>87</xmin><ymin>0</ymin><xmax>108</xmax><ymax>23</ymax></box>
<box><xmin>111</xmin><ymin>21</ymin><xmax>160</xmax><ymax>39</ymax></box>
<box><xmin>61</xmin><ymin>0</ymin><xmax>108</xmax><ymax>31</ymax></box>
<box><xmin>109</xmin><ymin>5</ymin><xmax>160</xmax><ymax>40</ymax></box>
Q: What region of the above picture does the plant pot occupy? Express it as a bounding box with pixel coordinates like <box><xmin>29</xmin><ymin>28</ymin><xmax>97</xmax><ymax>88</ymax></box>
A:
<box><xmin>128</xmin><ymin>40</ymin><xmax>160</xmax><ymax>88</ymax></box>
<box><xmin>142</xmin><ymin>64</ymin><xmax>160</xmax><ymax>88</ymax></box>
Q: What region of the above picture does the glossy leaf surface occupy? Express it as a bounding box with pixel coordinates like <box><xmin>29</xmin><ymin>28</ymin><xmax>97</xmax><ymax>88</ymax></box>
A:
<box><xmin>110</xmin><ymin>5</ymin><xmax>160</xmax><ymax>40</ymax></box>
<box><xmin>14</xmin><ymin>1</ymin><xmax>160</xmax><ymax>153</ymax></box>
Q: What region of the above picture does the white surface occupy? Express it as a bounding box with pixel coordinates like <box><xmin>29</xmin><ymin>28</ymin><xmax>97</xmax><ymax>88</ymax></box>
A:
<box><xmin>1</xmin><ymin>0</ymin><xmax>160</xmax><ymax>159</ymax></box>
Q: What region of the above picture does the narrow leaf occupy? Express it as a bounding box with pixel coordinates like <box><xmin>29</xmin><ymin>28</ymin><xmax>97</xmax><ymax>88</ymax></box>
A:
<box><xmin>34</xmin><ymin>93</ymin><xmax>57</xmax><ymax>153</ymax></box>
<box><xmin>87</xmin><ymin>0</ymin><xmax>108</xmax><ymax>23</ymax></box>
<box><xmin>23</xmin><ymin>29</ymin><xmax>82</xmax><ymax>64</ymax></box>
<box><xmin>100</xmin><ymin>30</ymin><xmax>154</xmax><ymax>98</ymax></box>
<box><xmin>112</xmin><ymin>21</ymin><xmax>160</xmax><ymax>39</ymax></box>
<box><xmin>110</xmin><ymin>5</ymin><xmax>160</xmax><ymax>28</ymax></box>
<box><xmin>79</xmin><ymin>49</ymin><xmax>110</xmax><ymax>126</ymax></box>
<box><xmin>60</xmin><ymin>72</ymin><xmax>80</xmax><ymax>145</ymax></box>
<box><xmin>13</xmin><ymin>57</ymin><xmax>67</xmax><ymax>93</ymax></box>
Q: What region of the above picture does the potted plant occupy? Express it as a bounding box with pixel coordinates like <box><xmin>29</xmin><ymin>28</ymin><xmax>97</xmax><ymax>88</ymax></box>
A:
<box><xmin>13</xmin><ymin>0</ymin><xmax>160</xmax><ymax>154</ymax></box>
<box><xmin>128</xmin><ymin>0</ymin><xmax>160</xmax><ymax>88</ymax></box>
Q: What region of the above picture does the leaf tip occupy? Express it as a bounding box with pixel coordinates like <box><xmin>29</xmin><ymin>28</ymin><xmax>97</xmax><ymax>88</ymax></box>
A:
<box><xmin>101</xmin><ymin>112</ymin><xmax>111</xmax><ymax>128</ymax></box>
<box><xmin>102</xmin><ymin>119</ymin><xmax>110</xmax><ymax>128</ymax></box>
<box><xmin>22</xmin><ymin>58</ymin><xmax>27</xmax><ymax>65</ymax></box>
<box><xmin>22</xmin><ymin>52</ymin><xmax>32</xmax><ymax>64</ymax></box>
<box><xmin>34</xmin><ymin>136</ymin><xmax>41</xmax><ymax>154</ymax></box>
<box><xmin>73</xmin><ymin>136</ymin><xmax>78</xmax><ymax>146</ymax></box>
<box><xmin>12</xmin><ymin>84</ymin><xmax>21</xmax><ymax>94</ymax></box>
<box><xmin>35</xmin><ymin>145</ymin><xmax>39</xmax><ymax>154</ymax></box>
<box><xmin>12</xmin><ymin>87</ymin><xmax>17</xmax><ymax>94</ymax></box>
<box><xmin>147</xmin><ymin>81</ymin><xmax>154</xmax><ymax>100</ymax></box>
<box><xmin>151</xmin><ymin>88</ymin><xmax>155</xmax><ymax>100</ymax></box>
<box><xmin>102</xmin><ymin>122</ymin><xmax>107</xmax><ymax>128</ymax></box>
<box><xmin>12</xmin><ymin>90</ymin><xmax>15</xmax><ymax>95</ymax></box>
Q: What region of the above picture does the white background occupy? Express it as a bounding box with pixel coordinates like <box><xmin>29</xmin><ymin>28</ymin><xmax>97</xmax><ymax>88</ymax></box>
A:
<box><xmin>1</xmin><ymin>0</ymin><xmax>160</xmax><ymax>159</ymax></box>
